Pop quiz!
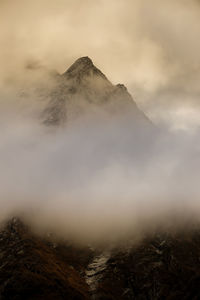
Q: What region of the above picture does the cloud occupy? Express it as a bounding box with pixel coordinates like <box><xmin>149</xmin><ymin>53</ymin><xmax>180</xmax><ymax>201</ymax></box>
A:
<box><xmin>0</xmin><ymin>0</ymin><xmax>200</xmax><ymax>244</ymax></box>
<box><xmin>0</xmin><ymin>94</ymin><xmax>199</xmax><ymax>243</ymax></box>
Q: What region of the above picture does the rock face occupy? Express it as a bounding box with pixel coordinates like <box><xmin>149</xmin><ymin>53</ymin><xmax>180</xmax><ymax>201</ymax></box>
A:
<box><xmin>43</xmin><ymin>57</ymin><xmax>150</xmax><ymax>126</ymax></box>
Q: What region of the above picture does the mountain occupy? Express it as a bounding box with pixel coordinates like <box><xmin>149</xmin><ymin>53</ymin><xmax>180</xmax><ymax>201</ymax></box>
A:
<box><xmin>1</xmin><ymin>57</ymin><xmax>200</xmax><ymax>299</ymax></box>
<box><xmin>42</xmin><ymin>57</ymin><xmax>150</xmax><ymax>126</ymax></box>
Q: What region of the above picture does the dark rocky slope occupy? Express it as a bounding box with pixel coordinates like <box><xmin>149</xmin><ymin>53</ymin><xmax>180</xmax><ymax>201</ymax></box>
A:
<box><xmin>1</xmin><ymin>219</ymin><xmax>200</xmax><ymax>299</ymax></box>
<box><xmin>0</xmin><ymin>218</ymin><xmax>90</xmax><ymax>300</ymax></box>
<box><xmin>96</xmin><ymin>230</ymin><xmax>200</xmax><ymax>299</ymax></box>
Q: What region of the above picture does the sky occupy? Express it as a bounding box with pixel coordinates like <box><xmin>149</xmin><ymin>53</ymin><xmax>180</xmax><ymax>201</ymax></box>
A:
<box><xmin>0</xmin><ymin>0</ymin><xmax>200</xmax><ymax>130</ymax></box>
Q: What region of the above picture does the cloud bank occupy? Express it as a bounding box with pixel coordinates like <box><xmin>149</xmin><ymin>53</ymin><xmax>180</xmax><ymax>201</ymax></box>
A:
<box><xmin>0</xmin><ymin>97</ymin><xmax>199</xmax><ymax>243</ymax></box>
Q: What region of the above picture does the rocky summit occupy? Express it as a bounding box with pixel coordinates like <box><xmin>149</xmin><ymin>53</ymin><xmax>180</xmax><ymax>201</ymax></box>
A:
<box><xmin>42</xmin><ymin>57</ymin><xmax>150</xmax><ymax>126</ymax></box>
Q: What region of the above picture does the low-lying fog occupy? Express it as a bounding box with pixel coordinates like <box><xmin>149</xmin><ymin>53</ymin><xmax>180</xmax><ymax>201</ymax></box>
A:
<box><xmin>0</xmin><ymin>84</ymin><xmax>200</xmax><ymax>244</ymax></box>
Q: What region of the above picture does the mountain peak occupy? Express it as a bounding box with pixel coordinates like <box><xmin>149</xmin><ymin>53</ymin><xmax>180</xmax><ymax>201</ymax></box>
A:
<box><xmin>62</xmin><ymin>56</ymin><xmax>108</xmax><ymax>83</ymax></box>
<box><xmin>67</xmin><ymin>56</ymin><xmax>94</xmax><ymax>72</ymax></box>
<box><xmin>76</xmin><ymin>56</ymin><xmax>94</xmax><ymax>66</ymax></box>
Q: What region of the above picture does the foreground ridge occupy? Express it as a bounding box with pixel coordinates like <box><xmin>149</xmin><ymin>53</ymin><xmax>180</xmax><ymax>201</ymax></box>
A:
<box><xmin>1</xmin><ymin>218</ymin><xmax>200</xmax><ymax>299</ymax></box>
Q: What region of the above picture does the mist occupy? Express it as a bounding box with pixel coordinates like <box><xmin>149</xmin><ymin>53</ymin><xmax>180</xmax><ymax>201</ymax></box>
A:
<box><xmin>0</xmin><ymin>85</ymin><xmax>199</xmax><ymax>243</ymax></box>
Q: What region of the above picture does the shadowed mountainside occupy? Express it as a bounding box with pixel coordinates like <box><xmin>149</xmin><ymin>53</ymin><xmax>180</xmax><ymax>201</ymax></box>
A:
<box><xmin>0</xmin><ymin>218</ymin><xmax>90</xmax><ymax>300</ymax></box>
<box><xmin>1</xmin><ymin>219</ymin><xmax>200</xmax><ymax>299</ymax></box>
